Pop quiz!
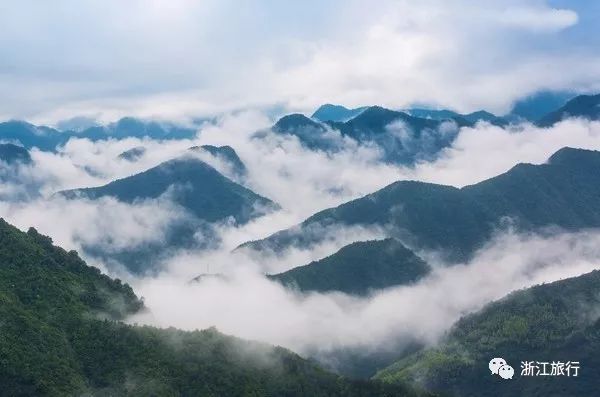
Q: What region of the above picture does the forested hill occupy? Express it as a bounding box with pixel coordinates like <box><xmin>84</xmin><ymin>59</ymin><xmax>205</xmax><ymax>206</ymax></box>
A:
<box><xmin>376</xmin><ymin>270</ymin><xmax>600</xmax><ymax>396</ymax></box>
<box><xmin>242</xmin><ymin>147</ymin><xmax>600</xmax><ymax>263</ymax></box>
<box><xmin>269</xmin><ymin>238</ymin><xmax>430</xmax><ymax>295</ymax></box>
<box><xmin>0</xmin><ymin>218</ymin><xmax>429</xmax><ymax>397</ymax></box>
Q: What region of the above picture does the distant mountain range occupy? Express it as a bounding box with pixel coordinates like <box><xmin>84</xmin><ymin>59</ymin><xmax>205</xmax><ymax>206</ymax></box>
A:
<box><xmin>0</xmin><ymin>117</ymin><xmax>197</xmax><ymax>151</ymax></box>
<box><xmin>376</xmin><ymin>269</ymin><xmax>600</xmax><ymax>396</ymax></box>
<box><xmin>1</xmin><ymin>92</ymin><xmax>597</xmax><ymax>163</ymax></box>
<box><xmin>271</xmin><ymin>93</ymin><xmax>599</xmax><ymax>164</ymax></box>
<box><xmin>405</xmin><ymin>108</ymin><xmax>508</xmax><ymax>126</ymax></box>
<box><xmin>271</xmin><ymin>106</ymin><xmax>463</xmax><ymax>164</ymax></box>
<box><xmin>242</xmin><ymin>147</ymin><xmax>600</xmax><ymax>294</ymax></box>
<box><xmin>312</xmin><ymin>104</ymin><xmax>369</xmax><ymax>122</ymax></box>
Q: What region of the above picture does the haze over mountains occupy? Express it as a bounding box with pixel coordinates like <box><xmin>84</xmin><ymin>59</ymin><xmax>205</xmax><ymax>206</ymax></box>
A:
<box><xmin>2</xmin><ymin>90</ymin><xmax>600</xmax><ymax>396</ymax></box>
<box><xmin>243</xmin><ymin>147</ymin><xmax>600</xmax><ymax>264</ymax></box>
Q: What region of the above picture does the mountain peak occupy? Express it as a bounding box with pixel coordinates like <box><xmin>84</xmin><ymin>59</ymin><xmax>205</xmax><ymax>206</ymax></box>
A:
<box><xmin>546</xmin><ymin>146</ymin><xmax>600</xmax><ymax>166</ymax></box>
<box><xmin>273</xmin><ymin>113</ymin><xmax>324</xmax><ymax>133</ymax></box>
<box><xmin>311</xmin><ymin>104</ymin><xmax>367</xmax><ymax>122</ymax></box>
<box><xmin>537</xmin><ymin>93</ymin><xmax>600</xmax><ymax>127</ymax></box>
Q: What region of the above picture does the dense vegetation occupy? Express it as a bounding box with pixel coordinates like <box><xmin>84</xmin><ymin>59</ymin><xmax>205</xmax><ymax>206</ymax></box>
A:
<box><xmin>376</xmin><ymin>270</ymin><xmax>600</xmax><ymax>396</ymax></box>
<box><xmin>244</xmin><ymin>147</ymin><xmax>600</xmax><ymax>264</ymax></box>
<box><xmin>269</xmin><ymin>238</ymin><xmax>430</xmax><ymax>295</ymax></box>
<box><xmin>0</xmin><ymin>218</ymin><xmax>431</xmax><ymax>397</ymax></box>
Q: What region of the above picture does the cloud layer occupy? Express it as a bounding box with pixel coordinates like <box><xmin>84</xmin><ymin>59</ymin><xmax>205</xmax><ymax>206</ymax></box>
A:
<box><xmin>0</xmin><ymin>1</ymin><xmax>598</xmax><ymax>122</ymax></box>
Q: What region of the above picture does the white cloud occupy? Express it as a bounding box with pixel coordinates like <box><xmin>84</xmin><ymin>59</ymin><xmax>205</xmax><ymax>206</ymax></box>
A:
<box><xmin>130</xmin><ymin>229</ymin><xmax>600</xmax><ymax>359</ymax></box>
<box><xmin>0</xmin><ymin>1</ymin><xmax>597</xmax><ymax>122</ymax></box>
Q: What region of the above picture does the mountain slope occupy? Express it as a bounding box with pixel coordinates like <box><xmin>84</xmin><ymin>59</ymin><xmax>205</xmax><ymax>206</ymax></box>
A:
<box><xmin>60</xmin><ymin>156</ymin><xmax>276</xmax><ymax>225</ymax></box>
<box><xmin>269</xmin><ymin>238</ymin><xmax>430</xmax><ymax>295</ymax></box>
<box><xmin>0</xmin><ymin>218</ymin><xmax>426</xmax><ymax>397</ymax></box>
<box><xmin>242</xmin><ymin>148</ymin><xmax>600</xmax><ymax>263</ymax></box>
<box><xmin>537</xmin><ymin>94</ymin><xmax>600</xmax><ymax>127</ymax></box>
<box><xmin>375</xmin><ymin>269</ymin><xmax>600</xmax><ymax>396</ymax></box>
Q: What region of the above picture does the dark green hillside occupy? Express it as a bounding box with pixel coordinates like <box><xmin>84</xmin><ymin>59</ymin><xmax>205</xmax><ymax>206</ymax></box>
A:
<box><xmin>60</xmin><ymin>157</ymin><xmax>276</xmax><ymax>225</ymax></box>
<box><xmin>376</xmin><ymin>269</ymin><xmax>600</xmax><ymax>396</ymax></box>
<box><xmin>243</xmin><ymin>148</ymin><xmax>600</xmax><ymax>264</ymax></box>
<box><xmin>269</xmin><ymin>239</ymin><xmax>430</xmax><ymax>295</ymax></box>
<box><xmin>0</xmin><ymin>218</ymin><xmax>428</xmax><ymax>397</ymax></box>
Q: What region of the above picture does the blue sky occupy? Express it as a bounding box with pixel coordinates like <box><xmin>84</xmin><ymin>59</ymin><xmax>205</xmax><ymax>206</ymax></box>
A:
<box><xmin>0</xmin><ymin>0</ymin><xmax>598</xmax><ymax>123</ymax></box>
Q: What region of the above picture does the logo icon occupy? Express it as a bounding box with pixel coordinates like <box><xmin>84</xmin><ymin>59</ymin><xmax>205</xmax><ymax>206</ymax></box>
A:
<box><xmin>489</xmin><ymin>357</ymin><xmax>514</xmax><ymax>380</ymax></box>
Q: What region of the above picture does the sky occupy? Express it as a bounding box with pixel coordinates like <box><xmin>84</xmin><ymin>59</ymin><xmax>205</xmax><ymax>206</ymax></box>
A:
<box><xmin>0</xmin><ymin>0</ymin><xmax>599</xmax><ymax>124</ymax></box>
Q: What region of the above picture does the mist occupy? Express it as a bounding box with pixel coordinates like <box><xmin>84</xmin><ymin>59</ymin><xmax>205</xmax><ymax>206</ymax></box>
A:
<box><xmin>2</xmin><ymin>112</ymin><xmax>600</xmax><ymax>375</ymax></box>
<box><xmin>130</xmin><ymin>229</ymin><xmax>600</xmax><ymax>359</ymax></box>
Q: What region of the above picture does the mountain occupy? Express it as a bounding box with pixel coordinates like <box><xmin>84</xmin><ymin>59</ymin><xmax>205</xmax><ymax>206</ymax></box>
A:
<box><xmin>269</xmin><ymin>238</ymin><xmax>430</xmax><ymax>295</ymax></box>
<box><xmin>0</xmin><ymin>143</ymin><xmax>31</xmax><ymax>164</ymax></box>
<box><xmin>241</xmin><ymin>147</ymin><xmax>600</xmax><ymax>264</ymax></box>
<box><xmin>0</xmin><ymin>118</ymin><xmax>198</xmax><ymax>152</ymax></box>
<box><xmin>376</xmin><ymin>269</ymin><xmax>600</xmax><ymax>396</ymax></box>
<box><xmin>271</xmin><ymin>106</ymin><xmax>465</xmax><ymax>164</ymax></box>
<box><xmin>59</xmin><ymin>156</ymin><xmax>277</xmax><ymax>273</ymax></box>
<box><xmin>0</xmin><ymin>121</ymin><xmax>66</xmax><ymax>151</ymax></box>
<box><xmin>312</xmin><ymin>104</ymin><xmax>368</xmax><ymax>122</ymax></box>
<box><xmin>189</xmin><ymin>144</ymin><xmax>248</xmax><ymax>179</ymax></box>
<box><xmin>509</xmin><ymin>90</ymin><xmax>574</xmax><ymax>122</ymax></box>
<box><xmin>0</xmin><ymin>218</ymin><xmax>426</xmax><ymax>397</ymax></box>
<box><xmin>405</xmin><ymin>109</ymin><xmax>460</xmax><ymax>120</ymax></box>
<box><xmin>60</xmin><ymin>156</ymin><xmax>275</xmax><ymax>225</ymax></box>
<box><xmin>462</xmin><ymin>110</ymin><xmax>508</xmax><ymax>126</ymax></box>
<box><xmin>407</xmin><ymin>109</ymin><xmax>507</xmax><ymax>126</ymax></box>
<box><xmin>117</xmin><ymin>146</ymin><xmax>146</xmax><ymax>161</ymax></box>
<box><xmin>537</xmin><ymin>94</ymin><xmax>600</xmax><ymax>127</ymax></box>
<box><xmin>75</xmin><ymin>117</ymin><xmax>197</xmax><ymax>141</ymax></box>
